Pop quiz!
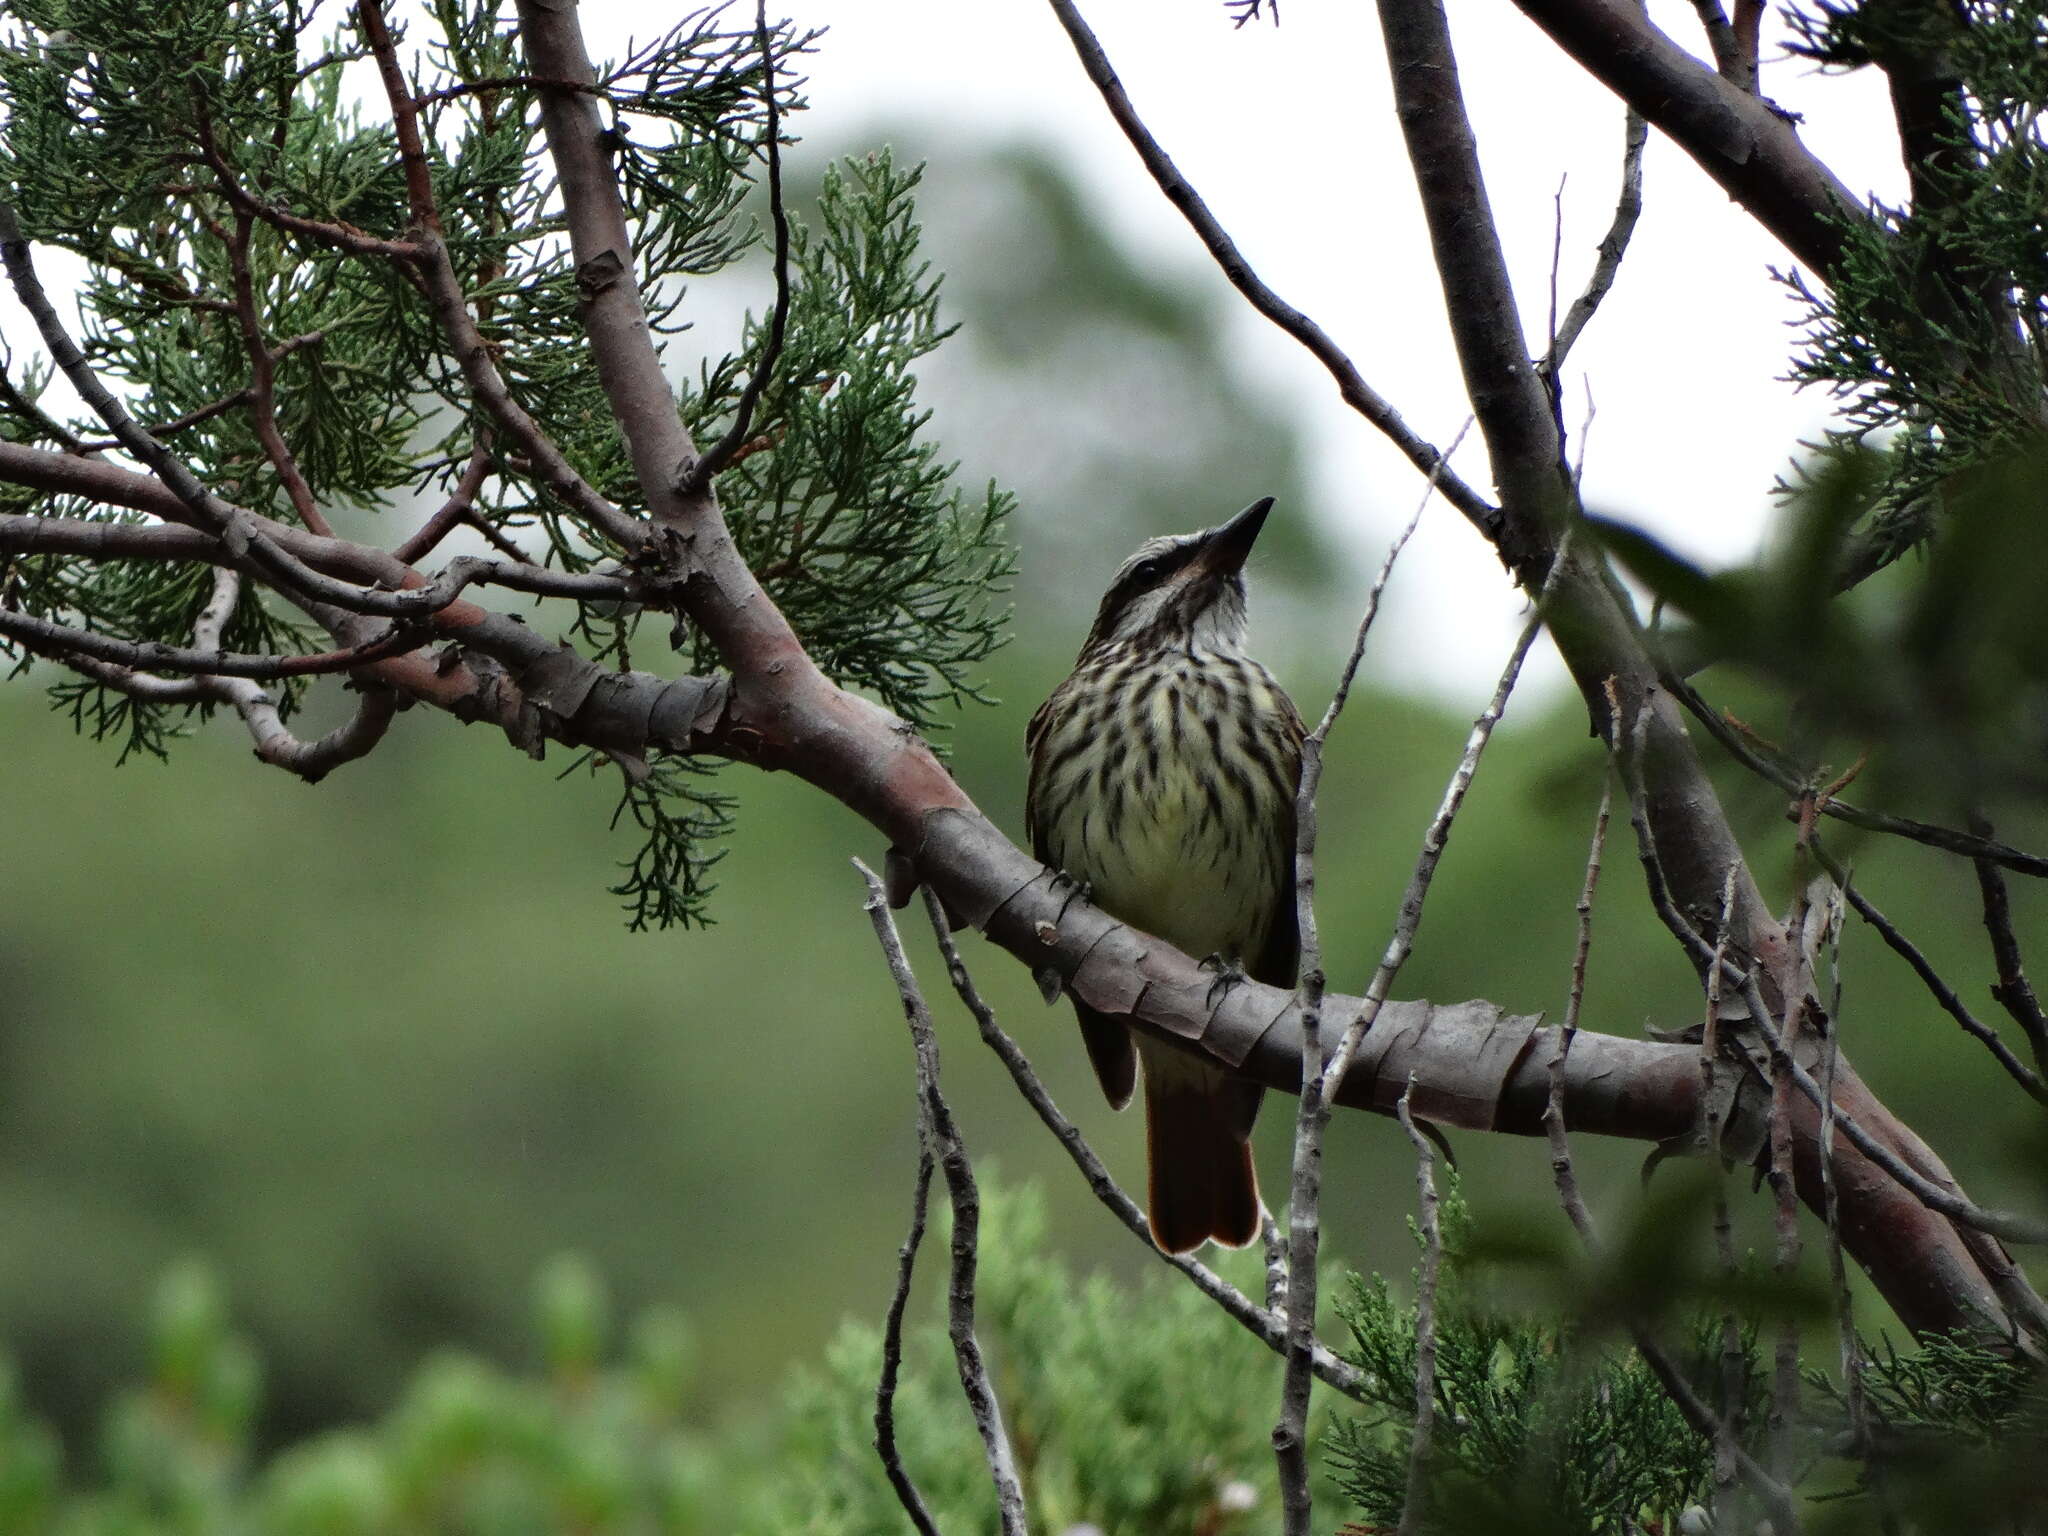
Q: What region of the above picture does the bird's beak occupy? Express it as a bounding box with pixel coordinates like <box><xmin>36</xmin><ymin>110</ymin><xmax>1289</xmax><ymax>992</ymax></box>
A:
<box><xmin>1198</xmin><ymin>496</ymin><xmax>1275</xmax><ymax>576</ymax></box>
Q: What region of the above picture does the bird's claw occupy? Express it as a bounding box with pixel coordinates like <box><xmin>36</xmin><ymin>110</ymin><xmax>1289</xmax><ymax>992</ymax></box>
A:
<box><xmin>1049</xmin><ymin>869</ymin><xmax>1095</xmax><ymax>919</ymax></box>
<box><xmin>1199</xmin><ymin>953</ymin><xmax>1248</xmax><ymax>1009</ymax></box>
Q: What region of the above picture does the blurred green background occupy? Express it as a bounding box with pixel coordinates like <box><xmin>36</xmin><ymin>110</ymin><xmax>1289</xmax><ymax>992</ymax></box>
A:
<box><xmin>1</xmin><ymin>133</ymin><xmax>2042</xmax><ymax>1495</ymax></box>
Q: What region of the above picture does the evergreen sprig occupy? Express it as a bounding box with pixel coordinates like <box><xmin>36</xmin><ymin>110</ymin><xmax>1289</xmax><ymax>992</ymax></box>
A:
<box><xmin>1327</xmin><ymin>1184</ymin><xmax>1754</xmax><ymax>1536</ymax></box>
<box><xmin>0</xmin><ymin>0</ymin><xmax>1012</xmax><ymax>928</ymax></box>
<box><xmin>1778</xmin><ymin>4</ymin><xmax>2048</xmax><ymax>574</ymax></box>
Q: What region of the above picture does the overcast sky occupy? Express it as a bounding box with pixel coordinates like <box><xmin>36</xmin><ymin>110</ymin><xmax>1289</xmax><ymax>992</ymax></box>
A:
<box><xmin>773</xmin><ymin>1</ymin><xmax>1907</xmax><ymax>699</ymax></box>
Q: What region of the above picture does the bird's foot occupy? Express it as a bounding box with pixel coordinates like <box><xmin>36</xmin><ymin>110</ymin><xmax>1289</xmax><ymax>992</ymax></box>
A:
<box><xmin>1048</xmin><ymin>869</ymin><xmax>1095</xmax><ymax>919</ymax></box>
<box><xmin>1199</xmin><ymin>952</ymin><xmax>1249</xmax><ymax>1009</ymax></box>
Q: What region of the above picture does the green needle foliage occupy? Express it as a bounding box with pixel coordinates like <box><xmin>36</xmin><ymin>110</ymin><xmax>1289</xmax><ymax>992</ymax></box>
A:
<box><xmin>1779</xmin><ymin>4</ymin><xmax>2048</xmax><ymax>576</ymax></box>
<box><xmin>1328</xmin><ymin>1184</ymin><xmax>1759</xmax><ymax>1536</ymax></box>
<box><xmin>0</xmin><ymin>0</ymin><xmax>1013</xmax><ymax>927</ymax></box>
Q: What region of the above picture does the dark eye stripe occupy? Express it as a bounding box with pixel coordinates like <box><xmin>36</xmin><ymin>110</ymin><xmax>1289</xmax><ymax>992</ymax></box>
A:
<box><xmin>1107</xmin><ymin>541</ymin><xmax>1200</xmax><ymax>605</ymax></box>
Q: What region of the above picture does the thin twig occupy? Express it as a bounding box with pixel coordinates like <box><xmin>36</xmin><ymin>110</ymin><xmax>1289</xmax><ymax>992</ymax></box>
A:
<box><xmin>1278</xmin><ymin>594</ymin><xmax>1548</xmax><ymax>1536</ymax></box>
<box><xmin>1043</xmin><ymin>0</ymin><xmax>1500</xmax><ymax>544</ymax></box>
<box><xmin>1542</xmin><ymin>103</ymin><xmax>1648</xmax><ymax>378</ymax></box>
<box><xmin>1274</xmin><ymin>427</ymin><xmax>1471</xmax><ymax>1533</ymax></box>
<box><xmin>356</xmin><ymin>0</ymin><xmax>645</xmax><ymax>554</ymax></box>
<box><xmin>1611</xmin><ymin>702</ymin><xmax>2048</xmax><ymax>1246</ymax></box>
<box><xmin>873</xmin><ymin>1129</ymin><xmax>943</xmax><ymax>1536</ymax></box>
<box><xmin>1668</xmin><ymin>670</ymin><xmax>2048</xmax><ymax>879</ymax></box>
<box><xmin>1395</xmin><ymin>1075</ymin><xmax>1443</xmax><ymax>1536</ymax></box>
<box><xmin>393</xmin><ymin>443</ymin><xmax>494</xmax><ymax>565</ymax></box>
<box><xmin>224</xmin><ymin>206</ymin><xmax>333</xmax><ymax>535</ymax></box>
<box><xmin>1542</xmin><ymin>777</ymin><xmax>1611</xmax><ymax>1242</ymax></box>
<box><xmin>857</xmin><ymin>862</ymin><xmax>1028</xmax><ymax>1536</ymax></box>
<box><xmin>0</xmin><ymin>204</ymin><xmax>417</xmax><ymax>617</ymax></box>
<box><xmin>1766</xmin><ymin>998</ymin><xmax>1802</xmax><ymax>1480</ymax></box>
<box><xmin>1701</xmin><ymin>865</ymin><xmax>1746</xmax><ymax>1505</ymax></box>
<box><xmin>1541</xmin><ymin>831</ymin><xmax>1800</xmax><ymax>1530</ymax></box>
<box><xmin>0</xmin><ymin>353</ymin><xmax>91</xmax><ymax>453</ymax></box>
<box><xmin>678</xmin><ymin>0</ymin><xmax>790</xmax><ymax>497</ymax></box>
<box><xmin>1814</xmin><ymin>881</ymin><xmax>1867</xmax><ymax>1455</ymax></box>
<box><xmin>917</xmin><ymin>887</ymin><xmax>1369</xmax><ymax>1402</ymax></box>
<box><xmin>1811</xmin><ymin>840</ymin><xmax>2048</xmax><ymax>1105</ymax></box>
<box><xmin>0</xmin><ymin>604</ymin><xmax>428</xmax><ymax>679</ymax></box>
<box><xmin>1260</xmin><ymin>1211</ymin><xmax>1289</xmax><ymax>1314</ymax></box>
<box><xmin>1970</xmin><ymin>811</ymin><xmax>2048</xmax><ymax>1069</ymax></box>
<box><xmin>1546</xmin><ymin>1060</ymin><xmax>1800</xmax><ymax>1529</ymax></box>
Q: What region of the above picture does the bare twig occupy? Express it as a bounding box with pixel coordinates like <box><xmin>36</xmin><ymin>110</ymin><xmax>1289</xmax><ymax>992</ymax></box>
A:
<box><xmin>873</xmin><ymin>1131</ymin><xmax>943</xmax><ymax>1536</ymax></box>
<box><xmin>1766</xmin><ymin>1002</ymin><xmax>1802</xmax><ymax>1479</ymax></box>
<box><xmin>1542</xmin><ymin>103</ymin><xmax>1648</xmax><ymax>378</ymax></box>
<box><xmin>409</xmin><ymin>73</ymin><xmax>605</xmax><ymax>110</ymax></box>
<box><xmin>1540</xmin><ymin>780</ymin><xmax>1612</xmax><ymax>1303</ymax></box>
<box><xmin>1566</xmin><ymin>779</ymin><xmax>1613</xmax><ymax>1052</ymax></box>
<box><xmin>357</xmin><ymin>0</ymin><xmax>646</xmax><ymax>555</ymax></box>
<box><xmin>393</xmin><ymin>443</ymin><xmax>494</xmax><ymax>565</ymax></box>
<box><xmin>1395</xmin><ymin>1075</ymin><xmax>1443</xmax><ymax>1536</ymax></box>
<box><xmin>0</xmin><ymin>204</ymin><xmax>412</xmax><ymax>617</ymax></box>
<box><xmin>856</xmin><ymin>861</ymin><xmax>1028</xmax><ymax>1536</ymax></box>
<box><xmin>1278</xmin><ymin>597</ymin><xmax>1546</xmax><ymax>1536</ymax></box>
<box><xmin>1260</xmin><ymin>1210</ymin><xmax>1289</xmax><ymax>1314</ymax></box>
<box><xmin>678</xmin><ymin>0</ymin><xmax>791</xmax><ymax>497</ymax></box>
<box><xmin>1042</xmin><ymin>0</ymin><xmax>1500</xmax><ymax>546</ymax></box>
<box><xmin>1970</xmin><ymin>812</ymin><xmax>2048</xmax><ymax>1069</ymax></box>
<box><xmin>1274</xmin><ymin>432</ymin><xmax>1468</xmax><ymax>1533</ymax></box>
<box><xmin>1669</xmin><ymin>672</ymin><xmax>2048</xmax><ymax>880</ymax></box>
<box><xmin>917</xmin><ymin>887</ymin><xmax>1369</xmax><ymax>1402</ymax></box>
<box><xmin>0</xmin><ymin>603</ymin><xmax>427</xmax><ymax>679</ymax></box>
<box><xmin>1812</xmin><ymin>840</ymin><xmax>2048</xmax><ymax>1105</ymax></box>
<box><xmin>1610</xmin><ymin>704</ymin><xmax>2048</xmax><ymax>1246</ymax></box>
<box><xmin>0</xmin><ymin>352</ymin><xmax>91</xmax><ymax>453</ymax></box>
<box><xmin>1542</xmin><ymin>818</ymin><xmax>1800</xmax><ymax>1529</ymax></box>
<box><xmin>73</xmin><ymin>384</ymin><xmax>263</xmax><ymax>452</ymax></box>
<box><xmin>1545</xmin><ymin>1034</ymin><xmax>1801</xmax><ymax>1528</ymax></box>
<box><xmin>0</xmin><ymin>512</ymin><xmax>631</xmax><ymax>616</ymax></box>
<box><xmin>224</xmin><ymin>207</ymin><xmax>333</xmax><ymax>536</ymax></box>
<box><xmin>1814</xmin><ymin>883</ymin><xmax>1868</xmax><ymax>1454</ymax></box>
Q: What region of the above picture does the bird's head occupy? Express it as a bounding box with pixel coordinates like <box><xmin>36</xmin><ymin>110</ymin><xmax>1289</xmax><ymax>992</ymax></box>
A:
<box><xmin>1077</xmin><ymin>497</ymin><xmax>1274</xmax><ymax>661</ymax></box>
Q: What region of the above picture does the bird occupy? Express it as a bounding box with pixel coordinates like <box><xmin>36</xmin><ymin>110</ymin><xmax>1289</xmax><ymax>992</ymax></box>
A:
<box><xmin>1025</xmin><ymin>497</ymin><xmax>1304</xmax><ymax>1253</ymax></box>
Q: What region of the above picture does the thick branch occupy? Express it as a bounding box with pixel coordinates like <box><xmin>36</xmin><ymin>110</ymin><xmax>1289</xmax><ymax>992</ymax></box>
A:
<box><xmin>1376</xmin><ymin>0</ymin><xmax>1572</xmax><ymax>584</ymax></box>
<box><xmin>1506</xmin><ymin>0</ymin><xmax>1866</xmax><ymax>275</ymax></box>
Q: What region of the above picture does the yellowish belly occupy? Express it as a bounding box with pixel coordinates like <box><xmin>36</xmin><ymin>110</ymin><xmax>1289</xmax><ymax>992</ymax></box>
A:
<box><xmin>1033</xmin><ymin>663</ymin><xmax>1293</xmax><ymax>964</ymax></box>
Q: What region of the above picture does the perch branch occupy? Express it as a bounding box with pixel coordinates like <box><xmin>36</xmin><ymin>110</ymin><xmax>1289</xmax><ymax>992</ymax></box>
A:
<box><xmin>918</xmin><ymin>887</ymin><xmax>1368</xmax><ymax>1401</ymax></box>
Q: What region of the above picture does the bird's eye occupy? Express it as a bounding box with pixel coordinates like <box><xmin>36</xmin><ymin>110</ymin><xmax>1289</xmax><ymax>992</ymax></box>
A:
<box><xmin>1132</xmin><ymin>559</ymin><xmax>1163</xmax><ymax>585</ymax></box>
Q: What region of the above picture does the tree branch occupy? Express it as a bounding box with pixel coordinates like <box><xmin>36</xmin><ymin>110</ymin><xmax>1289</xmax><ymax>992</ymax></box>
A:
<box><xmin>856</xmin><ymin>861</ymin><xmax>1028</xmax><ymax>1536</ymax></box>
<box><xmin>354</xmin><ymin>0</ymin><xmax>646</xmax><ymax>556</ymax></box>
<box><xmin>677</xmin><ymin>0</ymin><xmax>791</xmax><ymax>498</ymax></box>
<box><xmin>1394</xmin><ymin>1077</ymin><xmax>1444</xmax><ymax>1536</ymax></box>
<box><xmin>0</xmin><ymin>604</ymin><xmax>428</xmax><ymax>679</ymax></box>
<box><xmin>1041</xmin><ymin>0</ymin><xmax>1502</xmax><ymax>550</ymax></box>
<box><xmin>918</xmin><ymin>887</ymin><xmax>1369</xmax><ymax>1403</ymax></box>
<box><xmin>1814</xmin><ymin>841</ymin><xmax>2048</xmax><ymax>1106</ymax></box>
<box><xmin>1669</xmin><ymin>670</ymin><xmax>2048</xmax><ymax>879</ymax></box>
<box><xmin>1542</xmin><ymin>103</ymin><xmax>1648</xmax><ymax>380</ymax></box>
<box><xmin>1506</xmin><ymin>0</ymin><xmax>1866</xmax><ymax>275</ymax></box>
